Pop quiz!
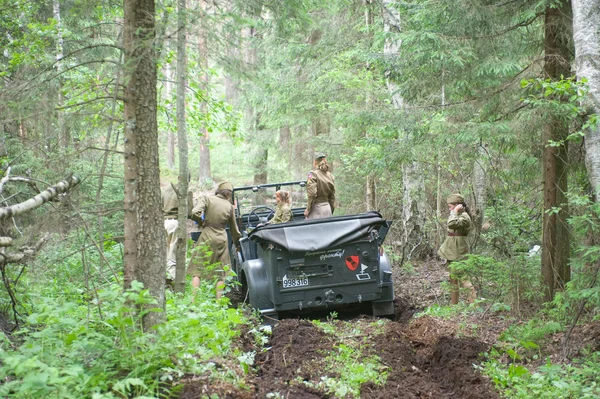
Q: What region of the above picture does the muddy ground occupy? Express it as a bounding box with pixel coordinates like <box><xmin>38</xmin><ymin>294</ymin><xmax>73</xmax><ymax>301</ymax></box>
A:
<box><xmin>181</xmin><ymin>259</ymin><xmax>511</xmax><ymax>398</ymax></box>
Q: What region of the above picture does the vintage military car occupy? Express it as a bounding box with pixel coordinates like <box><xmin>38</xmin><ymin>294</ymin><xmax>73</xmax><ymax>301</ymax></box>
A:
<box><xmin>227</xmin><ymin>181</ymin><xmax>394</xmax><ymax>320</ymax></box>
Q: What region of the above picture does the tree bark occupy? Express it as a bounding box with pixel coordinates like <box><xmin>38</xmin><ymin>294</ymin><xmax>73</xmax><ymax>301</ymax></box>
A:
<box><xmin>472</xmin><ymin>142</ymin><xmax>487</xmax><ymax>231</ymax></box>
<box><xmin>53</xmin><ymin>0</ymin><xmax>68</xmax><ymax>149</ymax></box>
<box><xmin>123</xmin><ymin>0</ymin><xmax>166</xmax><ymax>328</ymax></box>
<box><xmin>366</xmin><ymin>176</ymin><xmax>376</xmax><ymax>211</ymax></box>
<box><xmin>198</xmin><ymin>0</ymin><xmax>211</xmax><ymax>187</ymax></box>
<box><xmin>165</xmin><ymin>41</ymin><xmax>176</xmax><ymax>170</ymax></box>
<box><xmin>0</xmin><ymin>175</ymin><xmax>80</xmax><ymax>220</ymax></box>
<box><xmin>383</xmin><ymin>0</ymin><xmax>427</xmax><ymax>260</ymax></box>
<box><xmin>542</xmin><ymin>2</ymin><xmax>572</xmax><ymax>301</ymax></box>
<box><xmin>175</xmin><ymin>0</ymin><xmax>189</xmax><ymax>294</ymax></box>
<box><xmin>572</xmin><ymin>0</ymin><xmax>600</xmax><ymax>199</ymax></box>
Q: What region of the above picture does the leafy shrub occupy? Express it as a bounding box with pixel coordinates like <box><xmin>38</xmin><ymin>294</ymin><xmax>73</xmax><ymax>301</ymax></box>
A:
<box><xmin>482</xmin><ymin>352</ymin><xmax>600</xmax><ymax>399</ymax></box>
<box><xmin>449</xmin><ymin>254</ymin><xmax>542</xmax><ymax>313</ymax></box>
<box><xmin>0</xmin><ymin>280</ymin><xmax>251</xmax><ymax>398</ymax></box>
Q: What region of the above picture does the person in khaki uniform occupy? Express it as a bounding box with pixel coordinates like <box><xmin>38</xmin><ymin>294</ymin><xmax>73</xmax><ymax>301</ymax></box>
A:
<box><xmin>162</xmin><ymin>182</ymin><xmax>194</xmax><ymax>283</ymax></box>
<box><xmin>188</xmin><ymin>181</ymin><xmax>241</xmax><ymax>298</ymax></box>
<box><xmin>268</xmin><ymin>190</ymin><xmax>293</xmax><ymax>224</ymax></box>
<box><xmin>438</xmin><ymin>193</ymin><xmax>476</xmax><ymax>305</ymax></box>
<box><xmin>304</xmin><ymin>152</ymin><xmax>335</xmax><ymax>219</ymax></box>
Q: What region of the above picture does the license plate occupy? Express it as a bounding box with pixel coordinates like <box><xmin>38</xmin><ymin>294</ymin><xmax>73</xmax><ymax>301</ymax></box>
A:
<box><xmin>282</xmin><ymin>275</ymin><xmax>309</xmax><ymax>288</ymax></box>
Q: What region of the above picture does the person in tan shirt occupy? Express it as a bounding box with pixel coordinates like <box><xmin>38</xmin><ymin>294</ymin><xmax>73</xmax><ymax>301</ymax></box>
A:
<box><xmin>188</xmin><ymin>181</ymin><xmax>241</xmax><ymax>298</ymax></box>
<box><xmin>304</xmin><ymin>152</ymin><xmax>335</xmax><ymax>219</ymax></box>
<box><xmin>438</xmin><ymin>193</ymin><xmax>476</xmax><ymax>305</ymax></box>
<box><xmin>162</xmin><ymin>181</ymin><xmax>194</xmax><ymax>283</ymax></box>
<box><xmin>268</xmin><ymin>190</ymin><xmax>293</xmax><ymax>224</ymax></box>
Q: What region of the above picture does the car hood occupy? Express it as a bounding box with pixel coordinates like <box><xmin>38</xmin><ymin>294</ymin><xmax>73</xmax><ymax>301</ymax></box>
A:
<box><xmin>249</xmin><ymin>211</ymin><xmax>390</xmax><ymax>252</ymax></box>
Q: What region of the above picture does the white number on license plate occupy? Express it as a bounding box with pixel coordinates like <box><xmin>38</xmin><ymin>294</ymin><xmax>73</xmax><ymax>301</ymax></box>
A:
<box><xmin>282</xmin><ymin>275</ymin><xmax>309</xmax><ymax>288</ymax></box>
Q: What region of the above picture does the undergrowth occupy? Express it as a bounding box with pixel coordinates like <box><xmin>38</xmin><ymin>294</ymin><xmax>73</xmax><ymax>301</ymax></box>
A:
<box><xmin>0</xmin><ymin>279</ymin><xmax>254</xmax><ymax>398</ymax></box>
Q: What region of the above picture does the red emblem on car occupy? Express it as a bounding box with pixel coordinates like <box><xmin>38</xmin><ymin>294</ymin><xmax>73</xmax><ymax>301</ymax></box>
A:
<box><xmin>345</xmin><ymin>255</ymin><xmax>359</xmax><ymax>271</ymax></box>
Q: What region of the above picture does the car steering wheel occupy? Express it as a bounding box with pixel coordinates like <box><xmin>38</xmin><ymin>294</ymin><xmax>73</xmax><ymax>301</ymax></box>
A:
<box><xmin>247</xmin><ymin>206</ymin><xmax>275</xmax><ymax>228</ymax></box>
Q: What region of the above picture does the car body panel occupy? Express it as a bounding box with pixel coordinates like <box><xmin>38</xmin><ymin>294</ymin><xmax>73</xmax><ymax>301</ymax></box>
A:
<box><xmin>227</xmin><ymin>181</ymin><xmax>394</xmax><ymax>318</ymax></box>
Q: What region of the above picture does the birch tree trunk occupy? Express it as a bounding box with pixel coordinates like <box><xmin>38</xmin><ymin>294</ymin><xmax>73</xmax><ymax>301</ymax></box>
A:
<box><xmin>0</xmin><ymin>176</ymin><xmax>80</xmax><ymax>219</ymax></box>
<box><xmin>383</xmin><ymin>0</ymin><xmax>427</xmax><ymax>260</ymax></box>
<box><xmin>123</xmin><ymin>0</ymin><xmax>166</xmax><ymax>329</ymax></box>
<box><xmin>472</xmin><ymin>142</ymin><xmax>487</xmax><ymax>231</ymax></box>
<box><xmin>175</xmin><ymin>0</ymin><xmax>189</xmax><ymax>294</ymax></box>
<box><xmin>363</xmin><ymin>1</ymin><xmax>377</xmax><ymax>212</ymax></box>
<box><xmin>572</xmin><ymin>0</ymin><xmax>600</xmax><ymax>198</ymax></box>
<box><xmin>197</xmin><ymin>0</ymin><xmax>211</xmax><ymax>186</ymax></box>
<box><xmin>53</xmin><ymin>0</ymin><xmax>67</xmax><ymax>149</ymax></box>
<box><xmin>165</xmin><ymin>42</ymin><xmax>175</xmax><ymax>170</ymax></box>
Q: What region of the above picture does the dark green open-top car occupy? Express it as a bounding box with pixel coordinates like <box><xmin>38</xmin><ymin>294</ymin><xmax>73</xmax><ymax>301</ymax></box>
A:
<box><xmin>226</xmin><ymin>181</ymin><xmax>395</xmax><ymax>320</ymax></box>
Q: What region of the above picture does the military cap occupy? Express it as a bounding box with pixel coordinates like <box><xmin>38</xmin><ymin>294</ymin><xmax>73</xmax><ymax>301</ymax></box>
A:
<box><xmin>217</xmin><ymin>181</ymin><xmax>233</xmax><ymax>191</ymax></box>
<box><xmin>314</xmin><ymin>152</ymin><xmax>326</xmax><ymax>161</ymax></box>
<box><xmin>446</xmin><ymin>193</ymin><xmax>465</xmax><ymax>204</ymax></box>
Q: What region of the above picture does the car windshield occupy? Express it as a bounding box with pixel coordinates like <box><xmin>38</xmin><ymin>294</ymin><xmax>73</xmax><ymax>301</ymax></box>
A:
<box><xmin>233</xmin><ymin>181</ymin><xmax>307</xmax><ymax>216</ymax></box>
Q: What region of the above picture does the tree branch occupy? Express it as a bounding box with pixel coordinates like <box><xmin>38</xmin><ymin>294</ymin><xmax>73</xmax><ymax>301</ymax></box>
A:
<box><xmin>0</xmin><ymin>175</ymin><xmax>81</xmax><ymax>220</ymax></box>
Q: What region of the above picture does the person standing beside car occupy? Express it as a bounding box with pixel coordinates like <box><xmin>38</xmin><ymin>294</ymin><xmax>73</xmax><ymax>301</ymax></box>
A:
<box><xmin>188</xmin><ymin>181</ymin><xmax>241</xmax><ymax>299</ymax></box>
<box><xmin>268</xmin><ymin>190</ymin><xmax>293</xmax><ymax>224</ymax></box>
<box><xmin>438</xmin><ymin>193</ymin><xmax>476</xmax><ymax>305</ymax></box>
<box><xmin>162</xmin><ymin>180</ymin><xmax>194</xmax><ymax>285</ymax></box>
<box><xmin>304</xmin><ymin>152</ymin><xmax>335</xmax><ymax>219</ymax></box>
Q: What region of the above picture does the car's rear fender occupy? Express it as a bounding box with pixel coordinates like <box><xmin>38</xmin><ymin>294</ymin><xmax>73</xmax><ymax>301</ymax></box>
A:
<box><xmin>241</xmin><ymin>259</ymin><xmax>274</xmax><ymax>312</ymax></box>
<box><xmin>377</xmin><ymin>252</ymin><xmax>394</xmax><ymax>302</ymax></box>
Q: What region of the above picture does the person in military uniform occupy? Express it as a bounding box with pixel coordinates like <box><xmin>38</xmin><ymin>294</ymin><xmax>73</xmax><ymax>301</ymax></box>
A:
<box><xmin>162</xmin><ymin>181</ymin><xmax>194</xmax><ymax>283</ymax></box>
<box><xmin>268</xmin><ymin>190</ymin><xmax>293</xmax><ymax>224</ymax></box>
<box><xmin>188</xmin><ymin>181</ymin><xmax>241</xmax><ymax>299</ymax></box>
<box><xmin>438</xmin><ymin>193</ymin><xmax>476</xmax><ymax>305</ymax></box>
<box><xmin>304</xmin><ymin>152</ymin><xmax>335</xmax><ymax>219</ymax></box>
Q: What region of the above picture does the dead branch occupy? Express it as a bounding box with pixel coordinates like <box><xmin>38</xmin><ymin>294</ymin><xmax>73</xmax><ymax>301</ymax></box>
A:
<box><xmin>0</xmin><ymin>175</ymin><xmax>80</xmax><ymax>220</ymax></box>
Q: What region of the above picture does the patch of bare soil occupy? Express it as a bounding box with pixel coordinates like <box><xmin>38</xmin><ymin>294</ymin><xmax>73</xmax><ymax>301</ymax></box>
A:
<box><xmin>179</xmin><ymin>374</ymin><xmax>255</xmax><ymax>399</ymax></box>
<box><xmin>393</xmin><ymin>258</ymin><xmax>450</xmax><ymax>309</ymax></box>
<box><xmin>242</xmin><ymin>260</ymin><xmax>502</xmax><ymax>398</ymax></box>
<box><xmin>252</xmin><ymin>319</ymin><xmax>333</xmax><ymax>398</ymax></box>
<box><xmin>181</xmin><ymin>260</ymin><xmax>506</xmax><ymax>398</ymax></box>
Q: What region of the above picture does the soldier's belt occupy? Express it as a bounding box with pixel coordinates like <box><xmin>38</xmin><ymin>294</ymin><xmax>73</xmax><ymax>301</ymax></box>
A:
<box><xmin>203</xmin><ymin>222</ymin><xmax>226</xmax><ymax>230</ymax></box>
<box><xmin>447</xmin><ymin>232</ymin><xmax>467</xmax><ymax>237</ymax></box>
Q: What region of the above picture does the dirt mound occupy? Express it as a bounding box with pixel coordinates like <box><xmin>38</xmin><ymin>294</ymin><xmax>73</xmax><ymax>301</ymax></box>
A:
<box><xmin>425</xmin><ymin>336</ymin><xmax>499</xmax><ymax>399</ymax></box>
<box><xmin>252</xmin><ymin>319</ymin><xmax>332</xmax><ymax>398</ymax></box>
<box><xmin>359</xmin><ymin>322</ymin><xmax>498</xmax><ymax>399</ymax></box>
<box><xmin>405</xmin><ymin>315</ymin><xmax>459</xmax><ymax>352</ymax></box>
<box><xmin>247</xmin><ymin>316</ymin><xmax>499</xmax><ymax>399</ymax></box>
<box><xmin>181</xmin><ymin>260</ymin><xmax>503</xmax><ymax>398</ymax></box>
<box><xmin>392</xmin><ymin>296</ymin><xmax>420</xmax><ymax>323</ymax></box>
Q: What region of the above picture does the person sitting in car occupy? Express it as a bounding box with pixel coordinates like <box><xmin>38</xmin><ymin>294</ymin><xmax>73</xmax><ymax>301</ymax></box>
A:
<box><xmin>268</xmin><ymin>190</ymin><xmax>293</xmax><ymax>224</ymax></box>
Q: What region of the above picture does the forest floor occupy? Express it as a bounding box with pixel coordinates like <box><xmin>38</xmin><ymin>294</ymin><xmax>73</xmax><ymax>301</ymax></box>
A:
<box><xmin>180</xmin><ymin>259</ymin><xmax>516</xmax><ymax>398</ymax></box>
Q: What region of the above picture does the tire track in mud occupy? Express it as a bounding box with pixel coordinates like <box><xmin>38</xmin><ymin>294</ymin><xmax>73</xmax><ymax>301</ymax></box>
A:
<box><xmin>251</xmin><ymin>299</ymin><xmax>500</xmax><ymax>399</ymax></box>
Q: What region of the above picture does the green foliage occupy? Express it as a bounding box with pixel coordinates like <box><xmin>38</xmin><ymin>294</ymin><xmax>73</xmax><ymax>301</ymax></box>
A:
<box><xmin>310</xmin><ymin>343</ymin><xmax>387</xmax><ymax>398</ymax></box>
<box><xmin>521</xmin><ymin>76</ymin><xmax>591</xmax><ymax>145</ymax></box>
<box><xmin>449</xmin><ymin>254</ymin><xmax>542</xmax><ymax>310</ymax></box>
<box><xmin>482</xmin><ymin>352</ymin><xmax>600</xmax><ymax>399</ymax></box>
<box><xmin>417</xmin><ymin>303</ymin><xmax>467</xmax><ymax>319</ymax></box>
<box><xmin>0</xmin><ymin>280</ymin><xmax>251</xmax><ymax>398</ymax></box>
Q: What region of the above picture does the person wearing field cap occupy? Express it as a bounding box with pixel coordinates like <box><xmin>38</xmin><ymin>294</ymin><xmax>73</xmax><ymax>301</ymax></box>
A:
<box><xmin>438</xmin><ymin>193</ymin><xmax>476</xmax><ymax>305</ymax></box>
<box><xmin>188</xmin><ymin>181</ymin><xmax>241</xmax><ymax>299</ymax></box>
<box><xmin>304</xmin><ymin>152</ymin><xmax>336</xmax><ymax>219</ymax></box>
